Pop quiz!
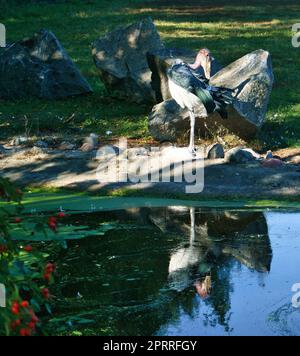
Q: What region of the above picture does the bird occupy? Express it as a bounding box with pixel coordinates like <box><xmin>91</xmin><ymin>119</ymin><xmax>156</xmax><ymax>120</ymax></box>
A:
<box><xmin>167</xmin><ymin>48</ymin><xmax>235</xmax><ymax>155</ymax></box>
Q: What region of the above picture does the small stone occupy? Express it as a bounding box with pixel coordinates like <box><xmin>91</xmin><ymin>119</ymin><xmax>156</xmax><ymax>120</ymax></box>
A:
<box><xmin>262</xmin><ymin>158</ymin><xmax>284</xmax><ymax>168</ymax></box>
<box><xmin>30</xmin><ymin>146</ymin><xmax>45</xmax><ymax>155</ymax></box>
<box><xmin>59</xmin><ymin>142</ymin><xmax>76</xmax><ymax>150</ymax></box>
<box><xmin>80</xmin><ymin>134</ymin><xmax>99</xmax><ymax>152</ymax></box>
<box><xmin>127</xmin><ymin>147</ymin><xmax>150</xmax><ymax>160</ymax></box>
<box><xmin>225</xmin><ymin>147</ymin><xmax>260</xmax><ymax>164</ymax></box>
<box><xmin>35</xmin><ymin>140</ymin><xmax>48</xmax><ymax>149</ymax></box>
<box><xmin>265</xmin><ymin>150</ymin><xmax>273</xmax><ymax>159</ymax></box>
<box><xmin>95</xmin><ymin>145</ymin><xmax>121</xmax><ymax>161</ymax></box>
<box><xmin>206</xmin><ymin>143</ymin><xmax>225</xmax><ymax>159</ymax></box>
<box><xmin>0</xmin><ymin>145</ymin><xmax>6</xmax><ymax>159</ymax></box>
<box><xmin>11</xmin><ymin>136</ymin><xmax>29</xmax><ymax>146</ymax></box>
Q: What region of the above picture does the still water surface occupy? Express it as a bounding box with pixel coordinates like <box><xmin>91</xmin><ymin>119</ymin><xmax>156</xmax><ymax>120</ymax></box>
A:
<box><xmin>49</xmin><ymin>207</ymin><xmax>300</xmax><ymax>336</ymax></box>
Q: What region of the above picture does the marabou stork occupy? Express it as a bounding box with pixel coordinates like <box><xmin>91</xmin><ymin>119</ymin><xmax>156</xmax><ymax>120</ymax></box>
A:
<box><xmin>167</xmin><ymin>48</ymin><xmax>234</xmax><ymax>155</ymax></box>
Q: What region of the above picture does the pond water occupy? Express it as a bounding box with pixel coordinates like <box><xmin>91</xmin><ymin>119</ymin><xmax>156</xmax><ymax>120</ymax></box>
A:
<box><xmin>38</xmin><ymin>205</ymin><xmax>300</xmax><ymax>336</ymax></box>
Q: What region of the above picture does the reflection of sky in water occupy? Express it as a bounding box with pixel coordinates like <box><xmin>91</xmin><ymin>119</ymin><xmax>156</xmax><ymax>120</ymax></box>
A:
<box><xmin>51</xmin><ymin>208</ymin><xmax>300</xmax><ymax>336</ymax></box>
<box><xmin>159</xmin><ymin>212</ymin><xmax>300</xmax><ymax>336</ymax></box>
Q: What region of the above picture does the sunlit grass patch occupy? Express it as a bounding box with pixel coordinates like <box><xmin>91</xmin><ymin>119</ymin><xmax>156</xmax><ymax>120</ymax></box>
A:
<box><xmin>0</xmin><ymin>0</ymin><xmax>299</xmax><ymax>149</ymax></box>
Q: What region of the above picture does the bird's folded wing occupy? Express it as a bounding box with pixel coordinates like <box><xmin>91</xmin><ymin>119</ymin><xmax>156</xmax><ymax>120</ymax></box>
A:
<box><xmin>168</xmin><ymin>64</ymin><xmax>216</xmax><ymax>114</ymax></box>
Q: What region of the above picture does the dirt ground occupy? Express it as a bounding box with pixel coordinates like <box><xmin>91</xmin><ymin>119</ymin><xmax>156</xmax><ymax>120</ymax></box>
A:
<box><xmin>1</xmin><ymin>146</ymin><xmax>300</xmax><ymax>200</ymax></box>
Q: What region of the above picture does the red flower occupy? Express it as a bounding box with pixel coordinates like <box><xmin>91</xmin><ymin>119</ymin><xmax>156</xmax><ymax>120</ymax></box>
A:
<box><xmin>48</xmin><ymin>216</ymin><xmax>57</xmax><ymax>232</ymax></box>
<box><xmin>11</xmin><ymin>319</ymin><xmax>21</xmax><ymax>330</ymax></box>
<box><xmin>41</xmin><ymin>288</ymin><xmax>50</xmax><ymax>299</ymax></box>
<box><xmin>45</xmin><ymin>263</ymin><xmax>55</xmax><ymax>273</ymax></box>
<box><xmin>24</xmin><ymin>245</ymin><xmax>33</xmax><ymax>252</ymax></box>
<box><xmin>28</xmin><ymin>321</ymin><xmax>36</xmax><ymax>330</ymax></box>
<box><xmin>20</xmin><ymin>328</ymin><xmax>31</xmax><ymax>337</ymax></box>
<box><xmin>57</xmin><ymin>212</ymin><xmax>66</xmax><ymax>218</ymax></box>
<box><xmin>30</xmin><ymin>314</ymin><xmax>39</xmax><ymax>324</ymax></box>
<box><xmin>44</xmin><ymin>273</ymin><xmax>51</xmax><ymax>282</ymax></box>
<box><xmin>14</xmin><ymin>217</ymin><xmax>22</xmax><ymax>223</ymax></box>
<box><xmin>11</xmin><ymin>302</ymin><xmax>20</xmax><ymax>315</ymax></box>
<box><xmin>20</xmin><ymin>300</ymin><xmax>29</xmax><ymax>308</ymax></box>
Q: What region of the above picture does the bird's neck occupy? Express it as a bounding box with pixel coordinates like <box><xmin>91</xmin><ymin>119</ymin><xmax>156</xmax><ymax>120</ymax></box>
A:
<box><xmin>189</xmin><ymin>62</ymin><xmax>201</xmax><ymax>70</ymax></box>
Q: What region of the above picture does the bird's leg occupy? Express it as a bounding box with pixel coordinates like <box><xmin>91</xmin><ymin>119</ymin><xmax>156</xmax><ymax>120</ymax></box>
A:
<box><xmin>188</xmin><ymin>110</ymin><xmax>196</xmax><ymax>156</ymax></box>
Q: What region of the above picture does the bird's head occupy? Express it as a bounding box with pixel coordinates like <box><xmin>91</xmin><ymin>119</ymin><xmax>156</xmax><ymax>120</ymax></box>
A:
<box><xmin>192</xmin><ymin>48</ymin><xmax>212</xmax><ymax>79</ymax></box>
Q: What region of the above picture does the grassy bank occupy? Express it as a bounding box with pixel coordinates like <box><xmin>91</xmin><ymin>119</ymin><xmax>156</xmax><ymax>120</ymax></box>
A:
<box><xmin>0</xmin><ymin>0</ymin><xmax>300</xmax><ymax>149</ymax></box>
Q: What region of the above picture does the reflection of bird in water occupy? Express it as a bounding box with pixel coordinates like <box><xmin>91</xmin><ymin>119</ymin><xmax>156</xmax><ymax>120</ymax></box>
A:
<box><xmin>168</xmin><ymin>207</ymin><xmax>197</xmax><ymax>274</ymax></box>
<box><xmin>168</xmin><ymin>207</ymin><xmax>212</xmax><ymax>292</ymax></box>
<box><xmin>194</xmin><ymin>276</ymin><xmax>212</xmax><ymax>299</ymax></box>
<box><xmin>167</xmin><ymin>48</ymin><xmax>235</xmax><ymax>155</ymax></box>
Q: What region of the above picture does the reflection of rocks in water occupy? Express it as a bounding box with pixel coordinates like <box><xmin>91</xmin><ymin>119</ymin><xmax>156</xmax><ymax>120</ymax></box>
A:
<box><xmin>54</xmin><ymin>206</ymin><xmax>273</xmax><ymax>334</ymax></box>
<box><xmin>150</xmin><ymin>207</ymin><xmax>273</xmax><ymax>329</ymax></box>
<box><xmin>147</xmin><ymin>207</ymin><xmax>272</xmax><ymax>289</ymax></box>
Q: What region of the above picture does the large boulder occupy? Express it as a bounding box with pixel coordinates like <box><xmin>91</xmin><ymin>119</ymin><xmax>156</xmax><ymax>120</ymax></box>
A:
<box><xmin>149</xmin><ymin>50</ymin><xmax>274</xmax><ymax>141</ymax></box>
<box><xmin>147</xmin><ymin>48</ymin><xmax>222</xmax><ymax>102</ymax></box>
<box><xmin>92</xmin><ymin>17</ymin><xmax>165</xmax><ymax>104</ymax></box>
<box><xmin>0</xmin><ymin>30</ymin><xmax>92</xmax><ymax>100</ymax></box>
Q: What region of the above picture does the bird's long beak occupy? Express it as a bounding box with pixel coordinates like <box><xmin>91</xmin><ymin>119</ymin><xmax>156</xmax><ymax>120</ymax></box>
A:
<box><xmin>204</xmin><ymin>56</ymin><xmax>212</xmax><ymax>80</ymax></box>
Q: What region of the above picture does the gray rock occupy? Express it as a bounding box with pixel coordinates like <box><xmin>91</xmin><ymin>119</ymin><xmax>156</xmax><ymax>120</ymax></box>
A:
<box><xmin>149</xmin><ymin>99</ymin><xmax>206</xmax><ymax>142</ymax></box>
<box><xmin>147</xmin><ymin>48</ymin><xmax>222</xmax><ymax>102</ymax></box>
<box><xmin>225</xmin><ymin>147</ymin><xmax>260</xmax><ymax>164</ymax></box>
<box><xmin>10</xmin><ymin>136</ymin><xmax>29</xmax><ymax>146</ymax></box>
<box><xmin>35</xmin><ymin>140</ymin><xmax>49</xmax><ymax>149</ymax></box>
<box><xmin>206</xmin><ymin>143</ymin><xmax>225</xmax><ymax>159</ymax></box>
<box><xmin>210</xmin><ymin>49</ymin><xmax>274</xmax><ymax>137</ymax></box>
<box><xmin>92</xmin><ymin>18</ymin><xmax>165</xmax><ymax>104</ymax></box>
<box><xmin>149</xmin><ymin>50</ymin><xmax>274</xmax><ymax>142</ymax></box>
<box><xmin>80</xmin><ymin>133</ymin><xmax>99</xmax><ymax>152</ymax></box>
<box><xmin>0</xmin><ymin>144</ymin><xmax>6</xmax><ymax>154</ymax></box>
<box><xmin>0</xmin><ymin>29</ymin><xmax>92</xmax><ymax>100</ymax></box>
<box><xmin>59</xmin><ymin>142</ymin><xmax>76</xmax><ymax>151</ymax></box>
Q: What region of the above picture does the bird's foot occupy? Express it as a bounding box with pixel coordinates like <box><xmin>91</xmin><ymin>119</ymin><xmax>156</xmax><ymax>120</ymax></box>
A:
<box><xmin>188</xmin><ymin>146</ymin><xmax>197</xmax><ymax>157</ymax></box>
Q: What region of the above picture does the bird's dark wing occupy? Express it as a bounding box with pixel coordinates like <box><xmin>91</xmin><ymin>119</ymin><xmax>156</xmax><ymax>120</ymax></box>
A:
<box><xmin>168</xmin><ymin>63</ymin><xmax>235</xmax><ymax>119</ymax></box>
<box><xmin>168</xmin><ymin>63</ymin><xmax>216</xmax><ymax>114</ymax></box>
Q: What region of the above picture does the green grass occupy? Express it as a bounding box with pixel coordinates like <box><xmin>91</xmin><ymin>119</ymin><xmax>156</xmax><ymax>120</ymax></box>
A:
<box><xmin>0</xmin><ymin>0</ymin><xmax>300</xmax><ymax>149</ymax></box>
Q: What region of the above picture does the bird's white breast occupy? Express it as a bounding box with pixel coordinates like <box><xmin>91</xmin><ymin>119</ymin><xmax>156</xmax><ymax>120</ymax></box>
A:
<box><xmin>168</xmin><ymin>79</ymin><xmax>202</xmax><ymax>111</ymax></box>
